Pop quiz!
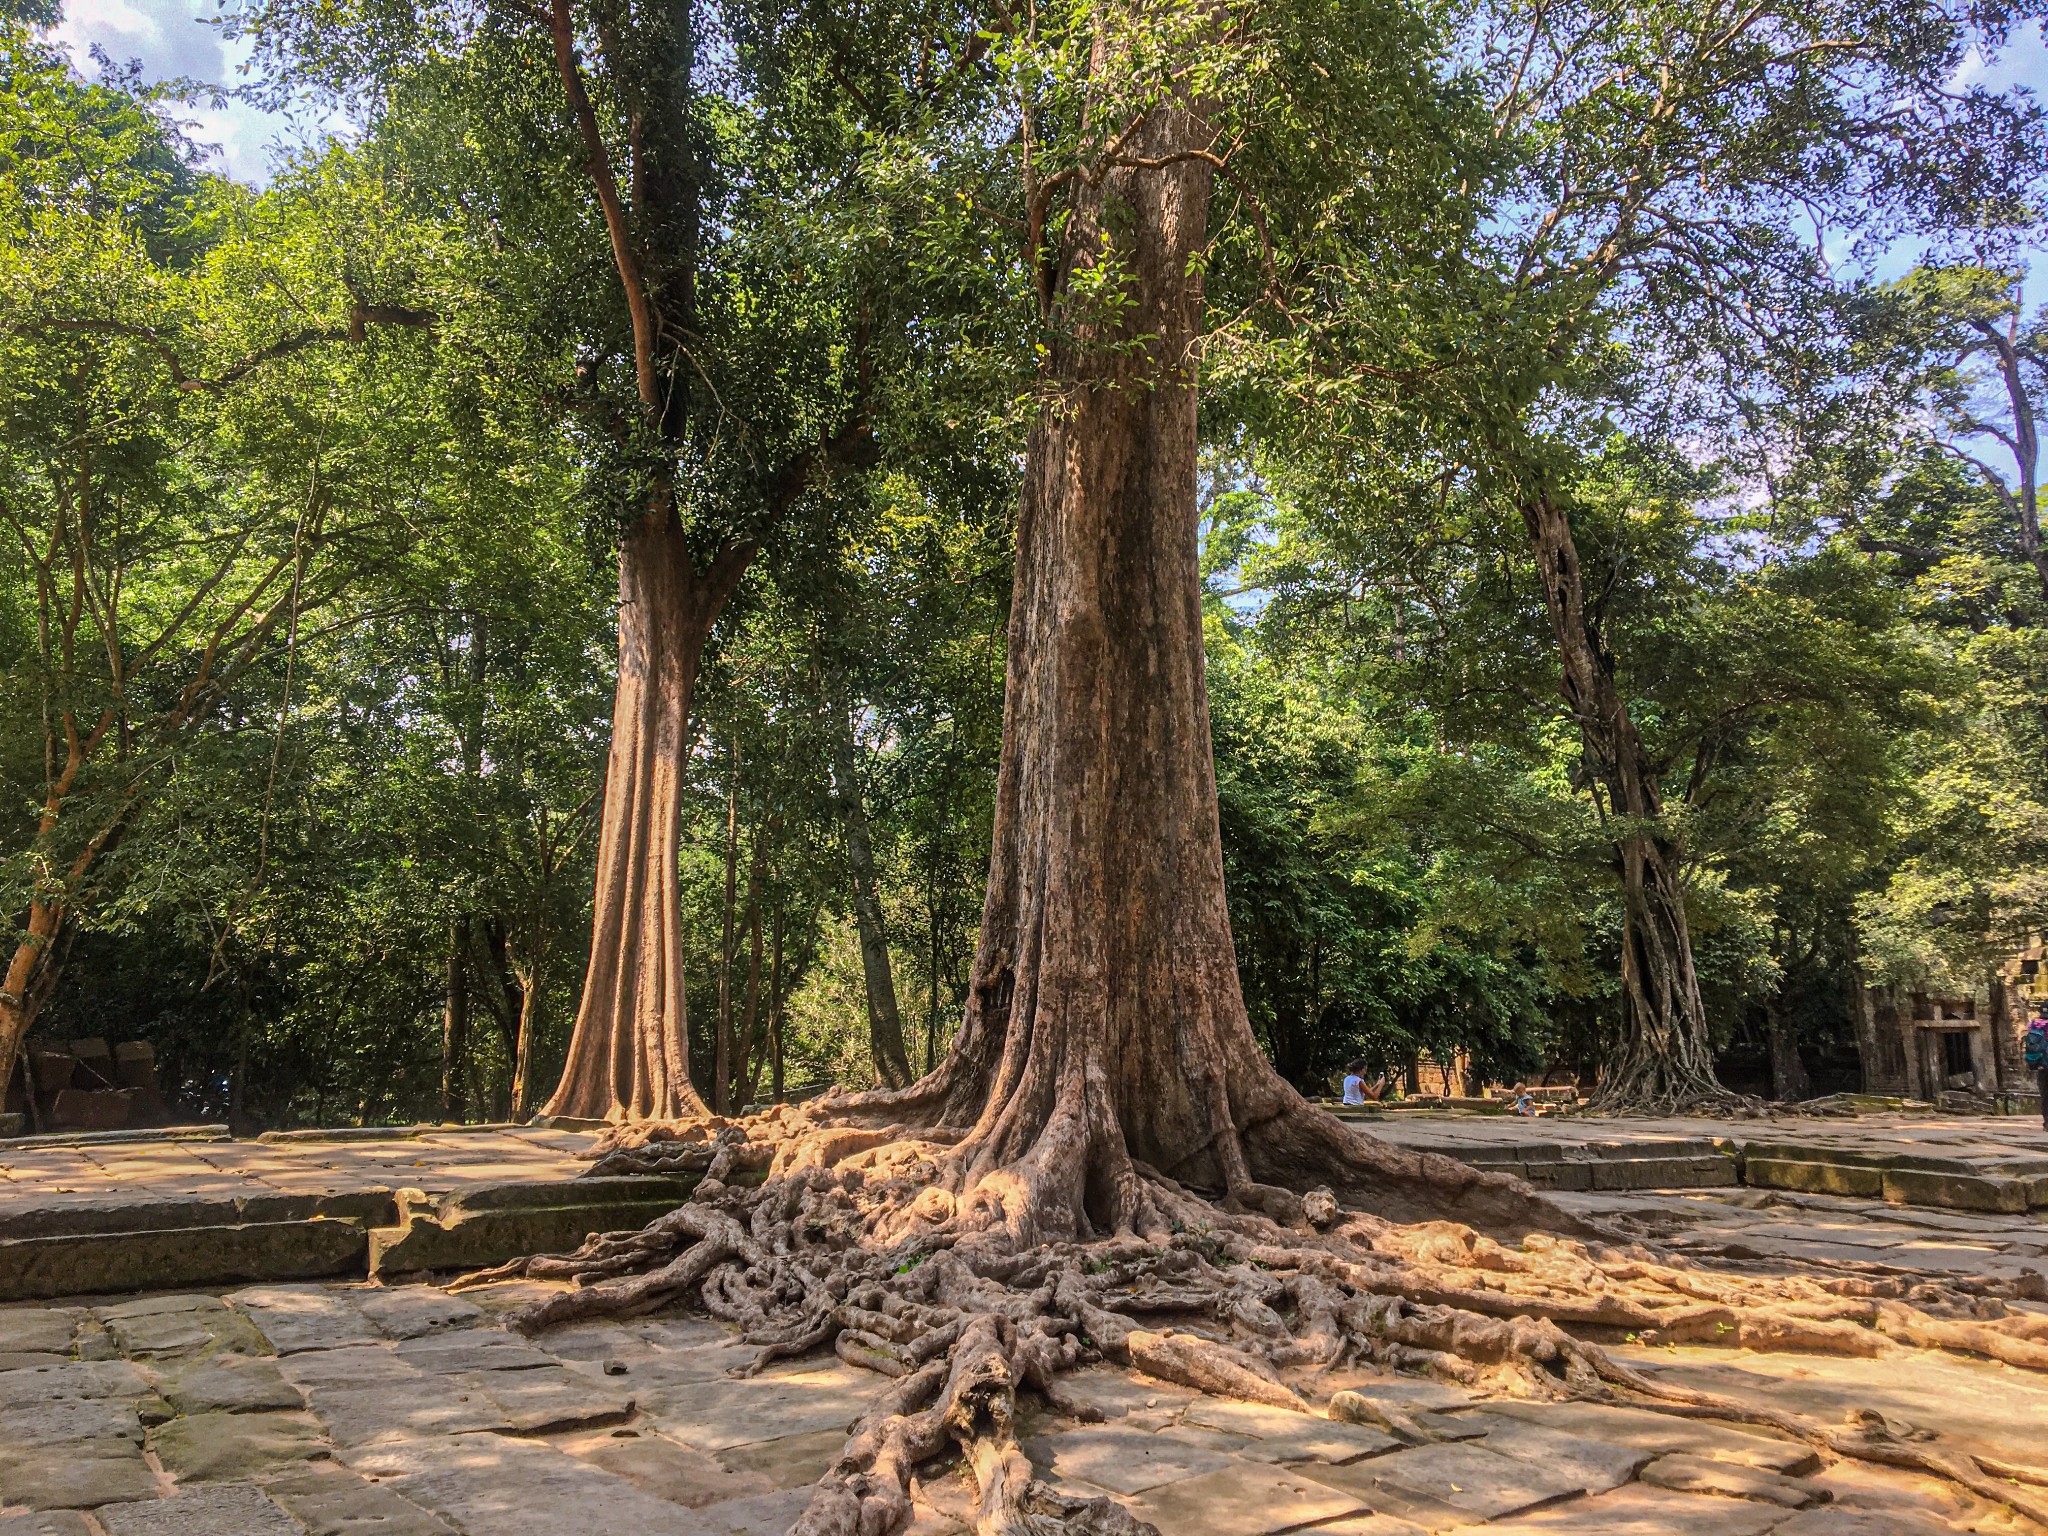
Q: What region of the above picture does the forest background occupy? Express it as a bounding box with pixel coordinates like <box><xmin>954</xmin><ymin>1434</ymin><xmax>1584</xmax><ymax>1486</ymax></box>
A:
<box><xmin>5</xmin><ymin>0</ymin><xmax>2048</xmax><ymax>1129</ymax></box>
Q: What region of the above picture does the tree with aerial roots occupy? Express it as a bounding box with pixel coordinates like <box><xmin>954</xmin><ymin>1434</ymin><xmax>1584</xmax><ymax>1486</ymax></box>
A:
<box><xmin>474</xmin><ymin>94</ymin><xmax>2048</xmax><ymax>1536</ymax></box>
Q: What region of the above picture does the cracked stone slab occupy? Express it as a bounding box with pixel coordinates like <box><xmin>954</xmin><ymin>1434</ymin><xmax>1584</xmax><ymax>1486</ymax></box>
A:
<box><xmin>308</xmin><ymin>1377</ymin><xmax>512</xmax><ymax>1447</ymax></box>
<box><xmin>1473</xmin><ymin>1484</ymin><xmax>1795</xmax><ymax>1535</ymax></box>
<box><xmin>456</xmin><ymin>1365</ymin><xmax>632</xmax><ymax>1431</ymax></box>
<box><xmin>0</xmin><ymin>1442</ymin><xmax>159</xmax><ymax>1510</ymax></box>
<box><xmin>641</xmin><ymin>1375</ymin><xmax>870</xmax><ymax>1452</ymax></box>
<box><xmin>690</xmin><ymin>1487</ymin><xmax>815</xmax><ymax>1536</ymax></box>
<box><xmin>95</xmin><ymin>1295</ymin><xmax>226</xmax><ymax>1321</ymax></box>
<box><xmin>149</xmin><ymin>1410</ymin><xmax>330</xmax><ymax>1482</ymax></box>
<box><xmin>392</xmin><ymin>1332</ymin><xmax>556</xmax><ymax>1374</ymax></box>
<box><xmin>164</xmin><ymin>1354</ymin><xmax>304</xmax><ymax>1415</ymax></box>
<box><xmin>559</xmin><ymin>1428</ymin><xmax>775</xmax><ymax>1508</ymax></box>
<box><xmin>1639</xmin><ymin>1452</ymin><xmax>1825</xmax><ymax>1509</ymax></box>
<box><xmin>276</xmin><ymin>1345</ymin><xmax>421</xmax><ymax>1390</ymax></box>
<box><xmin>261</xmin><ymin>1467</ymin><xmax>457</xmax><ymax>1536</ymax></box>
<box><xmin>98</xmin><ymin>1484</ymin><xmax>306</xmax><ymax>1536</ymax></box>
<box><xmin>0</xmin><ymin>1359</ymin><xmax>156</xmax><ymax>1407</ymax></box>
<box><xmin>230</xmin><ymin>1289</ymin><xmax>380</xmax><ymax>1354</ymax></box>
<box><xmin>103</xmin><ymin>1306</ymin><xmax>268</xmax><ymax>1361</ymax></box>
<box><xmin>1122</xmin><ymin>1461</ymin><xmax>1367</xmax><ymax>1536</ymax></box>
<box><xmin>1302</xmin><ymin>1441</ymin><xmax>1587</xmax><ymax>1522</ymax></box>
<box><xmin>0</xmin><ymin>1309</ymin><xmax>80</xmax><ymax>1355</ymax></box>
<box><xmin>353</xmin><ymin>1289</ymin><xmax>480</xmax><ymax>1340</ymax></box>
<box><xmin>1042</xmin><ymin>1365</ymin><xmax>1195</xmax><ymax>1422</ymax></box>
<box><xmin>0</xmin><ymin>1397</ymin><xmax>146</xmax><ymax>1446</ymax></box>
<box><xmin>0</xmin><ymin>1513</ymin><xmax>96</xmax><ymax>1536</ymax></box>
<box><xmin>358</xmin><ymin>1431</ymin><xmax>702</xmax><ymax>1536</ymax></box>
<box><xmin>1180</xmin><ymin>1399</ymin><xmax>1401</xmax><ymax>1464</ymax></box>
<box><xmin>1454</xmin><ymin>1413</ymin><xmax>1654</xmax><ymax>1494</ymax></box>
<box><xmin>1470</xmin><ymin>1398</ymin><xmax>1820</xmax><ymax>1475</ymax></box>
<box><xmin>1023</xmin><ymin>1426</ymin><xmax>1238</xmax><ymax>1494</ymax></box>
<box><xmin>711</xmin><ymin>1429</ymin><xmax>851</xmax><ymax>1491</ymax></box>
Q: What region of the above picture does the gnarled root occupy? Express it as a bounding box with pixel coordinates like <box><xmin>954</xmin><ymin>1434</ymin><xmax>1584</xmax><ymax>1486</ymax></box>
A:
<box><xmin>469</xmin><ymin>1109</ymin><xmax>2048</xmax><ymax>1534</ymax></box>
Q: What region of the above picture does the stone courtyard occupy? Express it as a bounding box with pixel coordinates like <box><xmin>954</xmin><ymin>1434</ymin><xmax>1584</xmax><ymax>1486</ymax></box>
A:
<box><xmin>2</xmin><ymin>1271</ymin><xmax>2044</xmax><ymax>1536</ymax></box>
<box><xmin>2</xmin><ymin>1110</ymin><xmax>2046</xmax><ymax>1534</ymax></box>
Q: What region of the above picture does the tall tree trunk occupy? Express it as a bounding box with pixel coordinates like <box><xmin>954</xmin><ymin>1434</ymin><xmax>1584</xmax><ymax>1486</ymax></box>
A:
<box><xmin>855</xmin><ymin>94</ymin><xmax>1535</xmax><ymax>1245</ymax></box>
<box><xmin>735</xmin><ymin>825</ymin><xmax>766</xmax><ymax>1106</ymax></box>
<box><xmin>769</xmin><ymin>898</ymin><xmax>785</xmax><ymax>1102</ymax></box>
<box><xmin>441</xmin><ymin>917</ymin><xmax>471</xmax><ymax>1122</ymax></box>
<box><xmin>826</xmin><ymin>666</ymin><xmax>913</xmax><ymax>1087</ymax></box>
<box><xmin>1521</xmin><ymin>493</ymin><xmax>1723</xmax><ymax>1110</ymax></box>
<box><xmin>542</xmin><ymin>518</ymin><xmax>749</xmax><ymax>1121</ymax></box>
<box><xmin>715</xmin><ymin>747</ymin><xmax>739</xmax><ymax>1114</ymax></box>
<box><xmin>511</xmin><ymin>971</ymin><xmax>544</xmax><ymax>1122</ymax></box>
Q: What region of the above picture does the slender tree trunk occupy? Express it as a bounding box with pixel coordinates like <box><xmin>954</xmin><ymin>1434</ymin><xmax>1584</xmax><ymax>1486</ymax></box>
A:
<box><xmin>770</xmin><ymin>899</ymin><xmax>785</xmax><ymax>1102</ymax></box>
<box><xmin>1521</xmin><ymin>493</ymin><xmax>1723</xmax><ymax>1110</ymax></box>
<box><xmin>826</xmin><ymin>666</ymin><xmax>913</xmax><ymax>1087</ymax></box>
<box><xmin>542</xmin><ymin>517</ymin><xmax>750</xmax><ymax>1122</ymax></box>
<box><xmin>441</xmin><ymin>917</ymin><xmax>471</xmax><ymax>1121</ymax></box>
<box><xmin>715</xmin><ymin>747</ymin><xmax>739</xmax><ymax>1114</ymax></box>
<box><xmin>511</xmin><ymin>968</ymin><xmax>544</xmax><ymax>1122</ymax></box>
<box><xmin>736</xmin><ymin>828</ymin><xmax>766</xmax><ymax>1106</ymax></box>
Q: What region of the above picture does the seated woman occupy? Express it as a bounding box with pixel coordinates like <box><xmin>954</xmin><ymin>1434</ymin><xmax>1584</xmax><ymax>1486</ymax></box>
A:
<box><xmin>1340</xmin><ymin>1060</ymin><xmax>1390</xmax><ymax>1104</ymax></box>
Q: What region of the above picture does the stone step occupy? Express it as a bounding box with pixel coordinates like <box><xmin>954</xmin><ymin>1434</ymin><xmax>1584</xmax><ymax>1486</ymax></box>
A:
<box><xmin>369</xmin><ymin>1176</ymin><xmax>697</xmax><ymax>1279</ymax></box>
<box><xmin>0</xmin><ymin>1219</ymin><xmax>366</xmax><ymax>1301</ymax></box>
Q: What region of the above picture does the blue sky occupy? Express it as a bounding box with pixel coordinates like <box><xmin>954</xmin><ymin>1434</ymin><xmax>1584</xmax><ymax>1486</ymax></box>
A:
<box><xmin>52</xmin><ymin>0</ymin><xmax>314</xmax><ymax>183</ymax></box>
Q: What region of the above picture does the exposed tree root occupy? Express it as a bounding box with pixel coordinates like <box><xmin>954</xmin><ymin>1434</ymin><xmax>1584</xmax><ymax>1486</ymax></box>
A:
<box><xmin>462</xmin><ymin>1103</ymin><xmax>2048</xmax><ymax>1534</ymax></box>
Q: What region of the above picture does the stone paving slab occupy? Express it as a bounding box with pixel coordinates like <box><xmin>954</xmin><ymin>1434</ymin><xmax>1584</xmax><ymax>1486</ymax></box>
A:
<box><xmin>0</xmin><ymin>1243</ymin><xmax>2039</xmax><ymax>1535</ymax></box>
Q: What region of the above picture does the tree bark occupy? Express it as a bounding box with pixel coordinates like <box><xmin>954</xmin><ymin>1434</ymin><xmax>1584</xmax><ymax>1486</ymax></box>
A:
<box><xmin>736</xmin><ymin>827</ymin><xmax>766</xmax><ymax>1106</ymax></box>
<box><xmin>837</xmin><ymin>92</ymin><xmax>1542</xmax><ymax>1244</ymax></box>
<box><xmin>542</xmin><ymin>517</ymin><xmax>749</xmax><ymax>1122</ymax></box>
<box><xmin>1763</xmin><ymin>992</ymin><xmax>1810</xmax><ymax>1102</ymax></box>
<box><xmin>441</xmin><ymin>917</ymin><xmax>472</xmax><ymax>1121</ymax></box>
<box><xmin>716</xmin><ymin>746</ymin><xmax>740</xmax><ymax>1114</ymax></box>
<box><xmin>1520</xmin><ymin>493</ymin><xmax>1724</xmax><ymax>1111</ymax></box>
<box><xmin>826</xmin><ymin>666</ymin><xmax>914</xmax><ymax>1087</ymax></box>
<box><xmin>770</xmin><ymin>898</ymin><xmax>785</xmax><ymax>1102</ymax></box>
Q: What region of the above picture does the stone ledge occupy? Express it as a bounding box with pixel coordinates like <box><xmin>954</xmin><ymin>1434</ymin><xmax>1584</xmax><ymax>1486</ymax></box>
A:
<box><xmin>1744</xmin><ymin>1157</ymin><xmax>1885</xmax><ymax>1199</ymax></box>
<box><xmin>369</xmin><ymin>1189</ymin><xmax>694</xmax><ymax>1279</ymax></box>
<box><xmin>0</xmin><ymin>1219</ymin><xmax>366</xmax><ymax>1302</ymax></box>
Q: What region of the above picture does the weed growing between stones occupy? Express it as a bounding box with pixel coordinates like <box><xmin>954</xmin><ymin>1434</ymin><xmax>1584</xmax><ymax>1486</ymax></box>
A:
<box><xmin>461</xmin><ymin>1100</ymin><xmax>2048</xmax><ymax>1535</ymax></box>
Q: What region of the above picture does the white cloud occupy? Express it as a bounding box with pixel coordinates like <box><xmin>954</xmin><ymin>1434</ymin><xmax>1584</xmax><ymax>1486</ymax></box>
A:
<box><xmin>47</xmin><ymin>0</ymin><xmax>299</xmax><ymax>185</ymax></box>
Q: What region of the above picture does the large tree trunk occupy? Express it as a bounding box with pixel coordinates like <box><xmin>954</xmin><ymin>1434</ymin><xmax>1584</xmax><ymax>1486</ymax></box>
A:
<box><xmin>839</xmin><ymin>97</ymin><xmax>1536</xmax><ymax>1244</ymax></box>
<box><xmin>542</xmin><ymin>516</ymin><xmax>748</xmax><ymax>1121</ymax></box>
<box><xmin>1520</xmin><ymin>493</ymin><xmax>1724</xmax><ymax>1111</ymax></box>
<box><xmin>826</xmin><ymin>666</ymin><xmax>914</xmax><ymax>1087</ymax></box>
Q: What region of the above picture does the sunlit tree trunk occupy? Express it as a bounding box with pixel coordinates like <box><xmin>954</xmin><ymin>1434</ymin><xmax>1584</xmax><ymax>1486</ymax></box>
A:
<box><xmin>542</xmin><ymin>518</ymin><xmax>749</xmax><ymax>1121</ymax></box>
